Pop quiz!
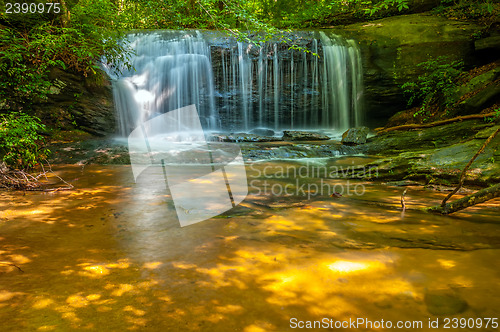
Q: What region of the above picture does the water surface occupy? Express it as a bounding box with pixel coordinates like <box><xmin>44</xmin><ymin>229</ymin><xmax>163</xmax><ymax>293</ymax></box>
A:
<box><xmin>1</xmin><ymin>161</ymin><xmax>499</xmax><ymax>331</ymax></box>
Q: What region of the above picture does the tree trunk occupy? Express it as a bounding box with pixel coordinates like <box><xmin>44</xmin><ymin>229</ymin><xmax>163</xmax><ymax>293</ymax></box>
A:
<box><xmin>60</xmin><ymin>0</ymin><xmax>70</xmax><ymax>27</ymax></box>
<box><xmin>427</xmin><ymin>183</ymin><xmax>500</xmax><ymax>214</ymax></box>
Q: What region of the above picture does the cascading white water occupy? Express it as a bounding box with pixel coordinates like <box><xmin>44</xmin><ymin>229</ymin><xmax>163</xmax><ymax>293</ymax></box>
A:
<box><xmin>106</xmin><ymin>31</ymin><xmax>218</xmax><ymax>136</ymax></box>
<box><xmin>106</xmin><ymin>31</ymin><xmax>364</xmax><ymax>136</ymax></box>
<box><xmin>347</xmin><ymin>39</ymin><xmax>365</xmax><ymax>127</ymax></box>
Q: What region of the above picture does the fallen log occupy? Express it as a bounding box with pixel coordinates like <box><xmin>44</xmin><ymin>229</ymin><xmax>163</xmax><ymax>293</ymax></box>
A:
<box><xmin>427</xmin><ymin>183</ymin><xmax>500</xmax><ymax>214</ymax></box>
<box><xmin>376</xmin><ymin>112</ymin><xmax>498</xmax><ymax>134</ymax></box>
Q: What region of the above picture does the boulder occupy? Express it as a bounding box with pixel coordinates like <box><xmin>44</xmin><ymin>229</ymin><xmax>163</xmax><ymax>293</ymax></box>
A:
<box><xmin>208</xmin><ymin>133</ymin><xmax>282</xmax><ymax>142</ymax></box>
<box><xmin>358</xmin><ymin>121</ymin><xmax>500</xmax><ymax>186</ymax></box>
<box><xmin>282</xmin><ymin>131</ymin><xmax>330</xmax><ymax>141</ymax></box>
<box><xmin>455</xmin><ymin>81</ymin><xmax>500</xmax><ymax>115</ymax></box>
<box><xmin>341</xmin><ymin>127</ymin><xmax>370</xmax><ymax>145</ymax></box>
<box><xmin>449</xmin><ymin>67</ymin><xmax>500</xmax><ymax>105</ymax></box>
<box><xmin>249</xmin><ymin>128</ymin><xmax>275</xmax><ymax>136</ymax></box>
<box><xmin>361</xmin><ymin>119</ymin><xmax>495</xmax><ymax>155</ymax></box>
<box><xmin>475</xmin><ymin>36</ymin><xmax>500</xmax><ymax>52</ymax></box>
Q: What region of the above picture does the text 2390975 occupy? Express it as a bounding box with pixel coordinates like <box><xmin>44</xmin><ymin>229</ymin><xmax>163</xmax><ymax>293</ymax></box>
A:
<box><xmin>5</xmin><ymin>2</ymin><xmax>61</xmax><ymax>14</ymax></box>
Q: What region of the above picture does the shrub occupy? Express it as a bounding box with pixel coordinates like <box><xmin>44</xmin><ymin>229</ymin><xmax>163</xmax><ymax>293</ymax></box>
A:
<box><xmin>0</xmin><ymin>0</ymin><xmax>131</xmax><ymax>109</ymax></box>
<box><xmin>364</xmin><ymin>0</ymin><xmax>410</xmax><ymax>16</ymax></box>
<box><xmin>402</xmin><ymin>56</ymin><xmax>464</xmax><ymax>118</ymax></box>
<box><xmin>0</xmin><ymin>112</ymin><xmax>50</xmax><ymax>170</ymax></box>
<box><xmin>485</xmin><ymin>108</ymin><xmax>500</xmax><ymax>123</ymax></box>
<box><xmin>434</xmin><ymin>0</ymin><xmax>499</xmax><ymax>22</ymax></box>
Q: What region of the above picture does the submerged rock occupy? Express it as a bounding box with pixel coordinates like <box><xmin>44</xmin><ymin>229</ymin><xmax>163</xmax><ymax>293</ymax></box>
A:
<box><xmin>424</xmin><ymin>291</ymin><xmax>468</xmax><ymax>315</ymax></box>
<box><xmin>242</xmin><ymin>143</ymin><xmax>357</xmax><ymax>160</ymax></box>
<box><xmin>341</xmin><ymin>127</ymin><xmax>370</xmax><ymax>145</ymax></box>
<box><xmin>282</xmin><ymin>131</ymin><xmax>330</xmax><ymax>141</ymax></box>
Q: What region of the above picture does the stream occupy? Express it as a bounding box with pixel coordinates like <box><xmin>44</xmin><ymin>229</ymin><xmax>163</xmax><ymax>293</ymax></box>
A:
<box><xmin>1</xmin><ymin>158</ymin><xmax>499</xmax><ymax>331</ymax></box>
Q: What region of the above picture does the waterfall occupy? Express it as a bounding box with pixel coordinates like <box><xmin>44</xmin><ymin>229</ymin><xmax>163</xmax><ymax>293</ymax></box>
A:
<box><xmin>106</xmin><ymin>31</ymin><xmax>364</xmax><ymax>136</ymax></box>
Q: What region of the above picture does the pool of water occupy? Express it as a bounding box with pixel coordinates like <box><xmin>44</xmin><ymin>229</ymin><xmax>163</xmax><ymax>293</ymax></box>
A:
<box><xmin>1</xmin><ymin>160</ymin><xmax>499</xmax><ymax>331</ymax></box>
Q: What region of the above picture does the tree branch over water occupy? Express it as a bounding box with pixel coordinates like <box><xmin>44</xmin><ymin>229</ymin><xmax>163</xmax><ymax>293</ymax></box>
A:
<box><xmin>427</xmin><ymin>127</ymin><xmax>500</xmax><ymax>214</ymax></box>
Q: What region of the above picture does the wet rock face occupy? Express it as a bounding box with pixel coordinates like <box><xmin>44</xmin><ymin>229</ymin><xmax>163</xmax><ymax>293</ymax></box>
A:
<box><xmin>282</xmin><ymin>131</ymin><xmax>330</xmax><ymax>141</ymax></box>
<box><xmin>341</xmin><ymin>127</ymin><xmax>370</xmax><ymax>145</ymax></box>
<box><xmin>358</xmin><ymin>121</ymin><xmax>500</xmax><ymax>186</ymax></box>
<box><xmin>34</xmin><ymin>68</ymin><xmax>116</xmax><ymax>136</ymax></box>
<box><xmin>333</xmin><ymin>14</ymin><xmax>482</xmax><ymax>124</ymax></box>
<box><xmin>362</xmin><ymin>119</ymin><xmax>495</xmax><ymax>155</ymax></box>
<box><xmin>33</xmin><ymin>15</ymin><xmax>486</xmax><ymax>135</ymax></box>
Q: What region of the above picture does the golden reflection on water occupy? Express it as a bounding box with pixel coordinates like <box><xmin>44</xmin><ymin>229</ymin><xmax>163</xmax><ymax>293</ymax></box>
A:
<box><xmin>0</xmin><ymin>163</ymin><xmax>499</xmax><ymax>331</ymax></box>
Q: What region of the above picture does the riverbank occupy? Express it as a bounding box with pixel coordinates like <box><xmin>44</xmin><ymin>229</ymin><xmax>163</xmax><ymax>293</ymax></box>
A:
<box><xmin>45</xmin><ymin>116</ymin><xmax>500</xmax><ymax>192</ymax></box>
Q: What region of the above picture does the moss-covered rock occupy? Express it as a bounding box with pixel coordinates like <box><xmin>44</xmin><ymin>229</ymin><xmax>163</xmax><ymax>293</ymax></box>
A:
<box><xmin>341</xmin><ymin>127</ymin><xmax>370</xmax><ymax>145</ymax></box>
<box><xmin>281</xmin><ymin>131</ymin><xmax>331</xmax><ymax>141</ymax></box>
<box><xmin>328</xmin><ymin>13</ymin><xmax>482</xmax><ymax>123</ymax></box>
<box><xmin>360</xmin><ymin>122</ymin><xmax>500</xmax><ymax>186</ymax></box>
<box><xmin>362</xmin><ymin>119</ymin><xmax>494</xmax><ymax>154</ymax></box>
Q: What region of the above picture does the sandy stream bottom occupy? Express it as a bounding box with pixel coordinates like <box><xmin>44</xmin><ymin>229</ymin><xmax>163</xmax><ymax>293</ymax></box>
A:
<box><xmin>0</xmin><ymin>162</ymin><xmax>499</xmax><ymax>331</ymax></box>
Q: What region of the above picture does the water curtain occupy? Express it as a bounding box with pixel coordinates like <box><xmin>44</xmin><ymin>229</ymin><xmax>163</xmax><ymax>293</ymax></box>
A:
<box><xmin>107</xmin><ymin>31</ymin><xmax>364</xmax><ymax>135</ymax></box>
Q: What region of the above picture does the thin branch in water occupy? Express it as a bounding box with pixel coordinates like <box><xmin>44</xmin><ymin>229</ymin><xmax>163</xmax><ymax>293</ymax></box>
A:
<box><xmin>0</xmin><ymin>262</ymin><xmax>24</xmax><ymax>273</ymax></box>
<box><xmin>401</xmin><ymin>188</ymin><xmax>408</xmax><ymax>211</ymax></box>
<box><xmin>0</xmin><ymin>160</ymin><xmax>74</xmax><ymax>191</ymax></box>
<box><xmin>441</xmin><ymin>128</ymin><xmax>499</xmax><ymax>207</ymax></box>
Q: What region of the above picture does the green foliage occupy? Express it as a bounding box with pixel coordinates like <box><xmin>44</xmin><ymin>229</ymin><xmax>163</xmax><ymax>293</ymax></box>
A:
<box><xmin>0</xmin><ymin>112</ymin><xmax>50</xmax><ymax>169</ymax></box>
<box><xmin>113</xmin><ymin>0</ymin><xmax>285</xmax><ymax>43</ymax></box>
<box><xmin>1</xmin><ymin>0</ymin><xmax>496</xmax><ymax>113</ymax></box>
<box><xmin>0</xmin><ymin>27</ymin><xmax>53</xmax><ymax>105</ymax></box>
<box><xmin>364</xmin><ymin>0</ymin><xmax>410</xmax><ymax>16</ymax></box>
<box><xmin>472</xmin><ymin>30</ymin><xmax>487</xmax><ymax>40</ymax></box>
<box><xmin>402</xmin><ymin>57</ymin><xmax>464</xmax><ymax>118</ymax></box>
<box><xmin>0</xmin><ymin>0</ymin><xmax>131</xmax><ymax>109</ymax></box>
<box><xmin>434</xmin><ymin>0</ymin><xmax>499</xmax><ymax>22</ymax></box>
<box><xmin>250</xmin><ymin>0</ymin><xmax>411</xmax><ymax>27</ymax></box>
<box><xmin>110</xmin><ymin>0</ymin><xmax>414</xmax><ymax>30</ymax></box>
<box><xmin>485</xmin><ymin>108</ymin><xmax>500</xmax><ymax>123</ymax></box>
